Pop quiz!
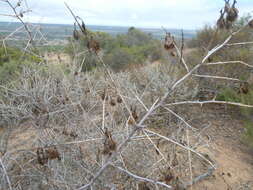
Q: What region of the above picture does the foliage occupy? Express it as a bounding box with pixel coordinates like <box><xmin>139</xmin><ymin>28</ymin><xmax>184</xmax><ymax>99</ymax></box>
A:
<box><xmin>0</xmin><ymin>47</ymin><xmax>41</xmax><ymax>84</ymax></box>
<box><xmin>65</xmin><ymin>27</ymin><xmax>164</xmax><ymax>71</ymax></box>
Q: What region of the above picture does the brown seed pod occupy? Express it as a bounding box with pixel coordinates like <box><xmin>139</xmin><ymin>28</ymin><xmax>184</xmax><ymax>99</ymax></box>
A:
<box><xmin>170</xmin><ymin>51</ymin><xmax>176</xmax><ymax>57</ymax></box>
<box><xmin>81</xmin><ymin>21</ymin><xmax>87</xmax><ymax>35</ymax></box>
<box><xmin>20</xmin><ymin>12</ymin><xmax>23</xmax><ymax>18</ymax></box>
<box><xmin>117</xmin><ymin>96</ymin><xmax>123</xmax><ymax>103</ymax></box>
<box><xmin>248</xmin><ymin>19</ymin><xmax>253</xmax><ymax>28</ymax></box>
<box><xmin>128</xmin><ymin>106</ymin><xmax>138</xmax><ymax>125</ymax></box>
<box><xmin>164</xmin><ymin>43</ymin><xmax>175</xmax><ymax>50</ymax></box>
<box><xmin>164</xmin><ymin>33</ymin><xmax>175</xmax><ymax>51</ymax></box>
<box><xmin>159</xmin><ymin>167</ymin><xmax>174</xmax><ymax>185</ymax></box>
<box><xmin>73</xmin><ymin>23</ymin><xmax>79</xmax><ymax>40</ymax></box>
<box><xmin>110</xmin><ymin>98</ymin><xmax>116</xmax><ymax>106</ymax></box>
<box><xmin>17</xmin><ymin>2</ymin><xmax>21</xmax><ymax>6</ymax></box>
<box><xmin>87</xmin><ymin>36</ymin><xmax>100</xmax><ymax>54</ymax></box>
<box><xmin>217</xmin><ymin>9</ymin><xmax>226</xmax><ymax>29</ymax></box>
<box><xmin>45</xmin><ymin>146</ymin><xmax>61</xmax><ymax>161</ymax></box>
<box><xmin>102</xmin><ymin>128</ymin><xmax>117</xmax><ymax>155</ymax></box>
<box><xmin>226</xmin><ymin>0</ymin><xmax>239</xmax><ymax>22</ymax></box>
<box><xmin>238</xmin><ymin>82</ymin><xmax>249</xmax><ymax>94</ymax></box>
<box><xmin>70</xmin><ymin>131</ymin><xmax>78</xmax><ymax>138</ymax></box>
<box><xmin>37</xmin><ymin>147</ymin><xmax>48</xmax><ymax>165</ymax></box>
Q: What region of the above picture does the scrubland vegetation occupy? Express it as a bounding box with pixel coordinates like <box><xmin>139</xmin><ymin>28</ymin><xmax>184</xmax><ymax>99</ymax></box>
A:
<box><xmin>0</xmin><ymin>0</ymin><xmax>253</xmax><ymax>189</ymax></box>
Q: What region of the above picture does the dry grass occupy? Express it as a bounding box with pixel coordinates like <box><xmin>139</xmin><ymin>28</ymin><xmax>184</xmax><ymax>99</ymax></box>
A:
<box><xmin>1</xmin><ymin>1</ymin><xmax>253</xmax><ymax>189</ymax></box>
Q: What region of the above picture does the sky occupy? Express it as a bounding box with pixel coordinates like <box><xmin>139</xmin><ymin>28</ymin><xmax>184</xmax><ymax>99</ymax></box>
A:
<box><xmin>0</xmin><ymin>0</ymin><xmax>252</xmax><ymax>29</ymax></box>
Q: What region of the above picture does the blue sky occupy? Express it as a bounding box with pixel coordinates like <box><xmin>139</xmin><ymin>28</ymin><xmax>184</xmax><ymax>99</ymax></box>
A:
<box><xmin>0</xmin><ymin>0</ymin><xmax>252</xmax><ymax>29</ymax></box>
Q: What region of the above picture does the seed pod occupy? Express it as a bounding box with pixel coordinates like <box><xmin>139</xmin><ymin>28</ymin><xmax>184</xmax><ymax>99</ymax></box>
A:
<box><xmin>238</xmin><ymin>82</ymin><xmax>249</xmax><ymax>94</ymax></box>
<box><xmin>159</xmin><ymin>167</ymin><xmax>174</xmax><ymax>185</ymax></box>
<box><xmin>102</xmin><ymin>128</ymin><xmax>117</xmax><ymax>155</ymax></box>
<box><xmin>110</xmin><ymin>98</ymin><xmax>116</xmax><ymax>106</ymax></box>
<box><xmin>81</xmin><ymin>21</ymin><xmax>87</xmax><ymax>35</ymax></box>
<box><xmin>217</xmin><ymin>9</ymin><xmax>226</xmax><ymax>29</ymax></box>
<box><xmin>73</xmin><ymin>23</ymin><xmax>79</xmax><ymax>40</ymax></box>
<box><xmin>69</xmin><ymin>131</ymin><xmax>78</xmax><ymax>138</ymax></box>
<box><xmin>17</xmin><ymin>2</ymin><xmax>21</xmax><ymax>6</ymax></box>
<box><xmin>37</xmin><ymin>147</ymin><xmax>48</xmax><ymax>165</ymax></box>
<box><xmin>117</xmin><ymin>96</ymin><xmax>122</xmax><ymax>103</ymax></box>
<box><xmin>170</xmin><ymin>51</ymin><xmax>176</xmax><ymax>57</ymax></box>
<box><xmin>226</xmin><ymin>0</ymin><xmax>239</xmax><ymax>22</ymax></box>
<box><xmin>46</xmin><ymin>146</ymin><xmax>61</xmax><ymax>161</ymax></box>
<box><xmin>20</xmin><ymin>12</ymin><xmax>23</xmax><ymax>18</ymax></box>
<box><xmin>87</xmin><ymin>36</ymin><xmax>100</xmax><ymax>54</ymax></box>
<box><xmin>164</xmin><ymin>33</ymin><xmax>175</xmax><ymax>50</ymax></box>
<box><xmin>128</xmin><ymin>106</ymin><xmax>138</xmax><ymax>125</ymax></box>
<box><xmin>248</xmin><ymin>19</ymin><xmax>253</xmax><ymax>28</ymax></box>
<box><xmin>37</xmin><ymin>146</ymin><xmax>61</xmax><ymax>165</ymax></box>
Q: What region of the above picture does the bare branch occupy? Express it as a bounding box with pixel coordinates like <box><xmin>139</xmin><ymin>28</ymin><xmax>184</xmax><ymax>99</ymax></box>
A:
<box><xmin>166</xmin><ymin>100</ymin><xmax>253</xmax><ymax>108</ymax></box>
<box><xmin>192</xmin><ymin>74</ymin><xmax>241</xmax><ymax>82</ymax></box>
<box><xmin>0</xmin><ymin>157</ymin><xmax>12</xmax><ymax>190</ymax></box>
<box><xmin>204</xmin><ymin>61</ymin><xmax>253</xmax><ymax>68</ymax></box>
<box><xmin>111</xmin><ymin>164</ymin><xmax>172</xmax><ymax>189</ymax></box>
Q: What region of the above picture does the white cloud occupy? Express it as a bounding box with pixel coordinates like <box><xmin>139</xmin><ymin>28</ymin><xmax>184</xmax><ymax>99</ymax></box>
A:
<box><xmin>0</xmin><ymin>0</ymin><xmax>252</xmax><ymax>29</ymax></box>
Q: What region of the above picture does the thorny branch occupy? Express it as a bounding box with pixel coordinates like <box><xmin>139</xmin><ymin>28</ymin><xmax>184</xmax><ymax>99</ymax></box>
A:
<box><xmin>0</xmin><ymin>1</ymin><xmax>253</xmax><ymax>190</ymax></box>
<box><xmin>78</xmin><ymin>25</ymin><xmax>247</xmax><ymax>189</ymax></box>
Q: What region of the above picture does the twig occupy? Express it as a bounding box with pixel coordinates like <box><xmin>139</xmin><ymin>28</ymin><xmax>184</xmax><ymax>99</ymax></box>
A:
<box><xmin>192</xmin><ymin>74</ymin><xmax>241</xmax><ymax>82</ymax></box>
<box><xmin>225</xmin><ymin>41</ymin><xmax>253</xmax><ymax>46</ymax></box>
<box><xmin>5</xmin><ymin>0</ymin><xmax>34</xmax><ymax>46</ymax></box>
<box><xmin>166</xmin><ymin>100</ymin><xmax>253</xmax><ymax>108</ymax></box>
<box><xmin>204</xmin><ymin>60</ymin><xmax>253</xmax><ymax>68</ymax></box>
<box><xmin>0</xmin><ymin>157</ymin><xmax>12</xmax><ymax>190</ymax></box>
<box><xmin>144</xmin><ymin>129</ymin><xmax>216</xmax><ymax>168</ymax></box>
<box><xmin>162</xmin><ymin>106</ymin><xmax>196</xmax><ymax>130</ymax></box>
<box><xmin>111</xmin><ymin>164</ymin><xmax>172</xmax><ymax>189</ymax></box>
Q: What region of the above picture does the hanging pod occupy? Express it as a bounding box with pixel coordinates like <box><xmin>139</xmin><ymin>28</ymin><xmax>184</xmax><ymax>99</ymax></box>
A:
<box><xmin>164</xmin><ymin>33</ymin><xmax>175</xmax><ymax>50</ymax></box>
<box><xmin>87</xmin><ymin>36</ymin><xmax>100</xmax><ymax>54</ymax></box>
<box><xmin>226</xmin><ymin>0</ymin><xmax>239</xmax><ymax>22</ymax></box>
<box><xmin>73</xmin><ymin>23</ymin><xmax>79</xmax><ymax>40</ymax></box>
<box><xmin>81</xmin><ymin>21</ymin><xmax>87</xmax><ymax>35</ymax></box>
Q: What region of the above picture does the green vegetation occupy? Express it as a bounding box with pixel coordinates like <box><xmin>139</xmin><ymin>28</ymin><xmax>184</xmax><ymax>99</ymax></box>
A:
<box><xmin>65</xmin><ymin>27</ymin><xmax>164</xmax><ymax>71</ymax></box>
<box><xmin>0</xmin><ymin>47</ymin><xmax>41</xmax><ymax>84</ymax></box>
<box><xmin>217</xmin><ymin>85</ymin><xmax>253</xmax><ymax>147</ymax></box>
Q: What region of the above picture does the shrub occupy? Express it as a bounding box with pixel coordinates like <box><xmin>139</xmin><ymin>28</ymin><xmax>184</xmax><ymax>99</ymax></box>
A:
<box><xmin>65</xmin><ymin>27</ymin><xmax>164</xmax><ymax>72</ymax></box>
<box><xmin>217</xmin><ymin>84</ymin><xmax>253</xmax><ymax>147</ymax></box>
<box><xmin>0</xmin><ymin>47</ymin><xmax>41</xmax><ymax>84</ymax></box>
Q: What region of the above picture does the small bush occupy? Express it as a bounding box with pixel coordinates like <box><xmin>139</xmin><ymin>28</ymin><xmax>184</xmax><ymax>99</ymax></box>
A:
<box><xmin>65</xmin><ymin>27</ymin><xmax>164</xmax><ymax>72</ymax></box>
<box><xmin>217</xmin><ymin>84</ymin><xmax>253</xmax><ymax>147</ymax></box>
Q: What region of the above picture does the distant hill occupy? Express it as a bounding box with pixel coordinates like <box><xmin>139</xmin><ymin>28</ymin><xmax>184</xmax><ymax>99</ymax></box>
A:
<box><xmin>0</xmin><ymin>22</ymin><xmax>196</xmax><ymax>41</ymax></box>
